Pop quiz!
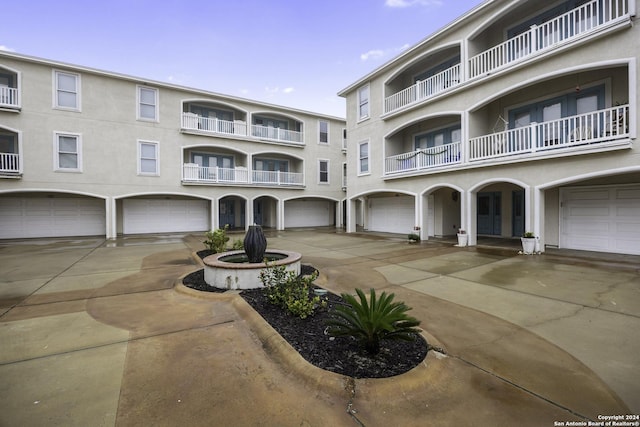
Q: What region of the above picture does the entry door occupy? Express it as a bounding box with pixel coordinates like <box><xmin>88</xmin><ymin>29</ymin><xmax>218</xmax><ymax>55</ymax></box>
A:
<box><xmin>512</xmin><ymin>190</ymin><xmax>525</xmax><ymax>237</ymax></box>
<box><xmin>253</xmin><ymin>200</ymin><xmax>263</xmax><ymax>225</ymax></box>
<box><xmin>219</xmin><ymin>200</ymin><xmax>235</xmax><ymax>228</ymax></box>
<box><xmin>477</xmin><ymin>192</ymin><xmax>502</xmax><ymax>235</ymax></box>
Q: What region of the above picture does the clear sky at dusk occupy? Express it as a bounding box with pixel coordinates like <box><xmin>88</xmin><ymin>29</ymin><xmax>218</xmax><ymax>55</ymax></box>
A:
<box><xmin>1</xmin><ymin>0</ymin><xmax>485</xmax><ymax>117</ymax></box>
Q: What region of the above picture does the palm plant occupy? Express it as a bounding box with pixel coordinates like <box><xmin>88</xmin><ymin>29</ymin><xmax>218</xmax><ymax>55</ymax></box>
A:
<box><xmin>325</xmin><ymin>288</ymin><xmax>421</xmax><ymax>355</ymax></box>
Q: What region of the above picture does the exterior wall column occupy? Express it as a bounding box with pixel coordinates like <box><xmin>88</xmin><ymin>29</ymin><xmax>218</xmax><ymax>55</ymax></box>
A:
<box><xmin>277</xmin><ymin>199</ymin><xmax>285</xmax><ymax>230</ymax></box>
<box><xmin>210</xmin><ymin>199</ymin><xmax>218</xmax><ymax>231</ymax></box>
<box><xmin>465</xmin><ymin>190</ymin><xmax>477</xmax><ymax>246</ymax></box>
<box><xmin>534</xmin><ymin>187</ymin><xmax>545</xmax><ymax>253</ymax></box>
<box><xmin>246</xmin><ymin>198</ymin><xmax>253</xmax><ymax>229</ymax></box>
<box><xmin>106</xmin><ymin>197</ymin><xmax>116</xmax><ymax>239</ymax></box>
<box><xmin>414</xmin><ymin>193</ymin><xmax>423</xmax><ymax>240</ymax></box>
<box><xmin>346</xmin><ymin>197</ymin><xmax>356</xmax><ymax>232</ymax></box>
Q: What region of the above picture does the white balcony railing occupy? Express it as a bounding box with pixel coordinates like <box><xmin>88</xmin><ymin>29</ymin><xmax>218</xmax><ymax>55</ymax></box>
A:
<box><xmin>469</xmin><ymin>0</ymin><xmax>629</xmax><ymax>78</ymax></box>
<box><xmin>250</xmin><ymin>125</ymin><xmax>304</xmax><ymax>144</ymax></box>
<box><xmin>385</xmin><ymin>141</ymin><xmax>462</xmax><ymax>174</ymax></box>
<box><xmin>384</xmin><ymin>105</ymin><xmax>630</xmax><ymax>175</ymax></box>
<box><xmin>182</xmin><ymin>164</ymin><xmax>303</xmax><ymax>186</ymax></box>
<box><xmin>181</xmin><ymin>113</ymin><xmax>247</xmax><ymax>136</ymax></box>
<box><xmin>384</xmin><ymin>64</ymin><xmax>461</xmax><ymax>114</ymax></box>
<box><xmin>469</xmin><ymin>105</ymin><xmax>629</xmax><ymax>161</ymax></box>
<box><xmin>0</xmin><ymin>153</ymin><xmax>20</xmax><ymax>174</ymax></box>
<box><xmin>0</xmin><ymin>87</ymin><xmax>18</xmax><ymax>108</ymax></box>
<box><xmin>252</xmin><ymin>170</ymin><xmax>304</xmax><ymax>186</ymax></box>
<box><xmin>182</xmin><ymin>164</ymin><xmax>249</xmax><ymax>184</ymax></box>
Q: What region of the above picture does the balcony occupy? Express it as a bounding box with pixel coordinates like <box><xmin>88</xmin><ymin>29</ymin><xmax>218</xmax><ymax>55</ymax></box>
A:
<box><xmin>0</xmin><ymin>152</ymin><xmax>20</xmax><ymax>175</ymax></box>
<box><xmin>384</xmin><ymin>105</ymin><xmax>630</xmax><ymax>175</ymax></box>
<box><xmin>182</xmin><ymin>165</ymin><xmax>303</xmax><ymax>187</ymax></box>
<box><xmin>384</xmin><ymin>64</ymin><xmax>461</xmax><ymax>114</ymax></box>
<box><xmin>383</xmin><ymin>0</ymin><xmax>630</xmax><ymax>116</ymax></box>
<box><xmin>385</xmin><ymin>142</ymin><xmax>462</xmax><ymax>174</ymax></box>
<box><xmin>250</xmin><ymin>124</ymin><xmax>304</xmax><ymax>144</ymax></box>
<box><xmin>0</xmin><ymin>86</ymin><xmax>19</xmax><ymax>109</ymax></box>
<box><xmin>469</xmin><ymin>0</ymin><xmax>630</xmax><ymax>79</ymax></box>
<box><xmin>181</xmin><ymin>113</ymin><xmax>247</xmax><ymax>137</ymax></box>
<box><xmin>469</xmin><ymin>105</ymin><xmax>629</xmax><ymax>161</ymax></box>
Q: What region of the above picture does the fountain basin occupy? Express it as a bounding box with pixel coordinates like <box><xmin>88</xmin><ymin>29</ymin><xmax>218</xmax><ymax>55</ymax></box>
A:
<box><xmin>203</xmin><ymin>250</ymin><xmax>302</xmax><ymax>290</ymax></box>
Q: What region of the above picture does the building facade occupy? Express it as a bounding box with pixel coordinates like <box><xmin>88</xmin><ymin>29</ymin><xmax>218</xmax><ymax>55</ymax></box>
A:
<box><xmin>339</xmin><ymin>0</ymin><xmax>639</xmax><ymax>255</ymax></box>
<box><xmin>0</xmin><ymin>52</ymin><xmax>347</xmax><ymax>239</ymax></box>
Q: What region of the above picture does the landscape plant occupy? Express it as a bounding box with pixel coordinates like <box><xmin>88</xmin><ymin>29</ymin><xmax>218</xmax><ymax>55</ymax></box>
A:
<box><xmin>260</xmin><ymin>264</ymin><xmax>323</xmax><ymax>319</ymax></box>
<box><xmin>325</xmin><ymin>288</ymin><xmax>421</xmax><ymax>355</ymax></box>
<box><xmin>203</xmin><ymin>225</ymin><xmax>230</xmax><ymax>253</ymax></box>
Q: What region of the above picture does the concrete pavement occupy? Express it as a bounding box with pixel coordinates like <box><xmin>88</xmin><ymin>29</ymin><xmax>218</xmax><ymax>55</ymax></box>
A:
<box><xmin>0</xmin><ymin>230</ymin><xmax>638</xmax><ymax>426</ymax></box>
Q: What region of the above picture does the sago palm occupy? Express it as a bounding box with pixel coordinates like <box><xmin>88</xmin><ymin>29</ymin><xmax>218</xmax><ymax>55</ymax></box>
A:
<box><xmin>325</xmin><ymin>288</ymin><xmax>421</xmax><ymax>355</ymax></box>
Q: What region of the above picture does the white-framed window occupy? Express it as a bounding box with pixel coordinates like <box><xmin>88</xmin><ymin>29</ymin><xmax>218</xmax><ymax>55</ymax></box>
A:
<box><xmin>358</xmin><ymin>84</ymin><xmax>370</xmax><ymax>121</ymax></box>
<box><xmin>137</xmin><ymin>86</ymin><xmax>158</xmax><ymax>121</ymax></box>
<box><xmin>53</xmin><ymin>70</ymin><xmax>80</xmax><ymax>111</ymax></box>
<box><xmin>342</xmin><ymin>128</ymin><xmax>347</xmax><ymax>150</ymax></box>
<box><xmin>54</xmin><ymin>132</ymin><xmax>82</xmax><ymax>171</ymax></box>
<box><xmin>318</xmin><ymin>120</ymin><xmax>329</xmax><ymax>144</ymax></box>
<box><xmin>138</xmin><ymin>140</ymin><xmax>159</xmax><ymax>175</ymax></box>
<box><xmin>342</xmin><ymin>162</ymin><xmax>347</xmax><ymax>188</ymax></box>
<box><xmin>318</xmin><ymin>159</ymin><xmax>329</xmax><ymax>184</ymax></box>
<box><xmin>358</xmin><ymin>141</ymin><xmax>369</xmax><ymax>175</ymax></box>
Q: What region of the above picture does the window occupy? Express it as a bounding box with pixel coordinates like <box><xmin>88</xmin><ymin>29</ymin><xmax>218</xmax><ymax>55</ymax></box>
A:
<box><xmin>358</xmin><ymin>84</ymin><xmax>370</xmax><ymax>120</ymax></box>
<box><xmin>54</xmin><ymin>71</ymin><xmax>80</xmax><ymax>110</ymax></box>
<box><xmin>138</xmin><ymin>86</ymin><xmax>158</xmax><ymax>121</ymax></box>
<box><xmin>342</xmin><ymin>162</ymin><xmax>347</xmax><ymax>188</ymax></box>
<box><xmin>138</xmin><ymin>140</ymin><xmax>159</xmax><ymax>175</ymax></box>
<box><xmin>414</xmin><ymin>125</ymin><xmax>461</xmax><ymax>150</ymax></box>
<box><xmin>358</xmin><ymin>141</ymin><xmax>369</xmax><ymax>175</ymax></box>
<box><xmin>342</xmin><ymin>128</ymin><xmax>347</xmax><ymax>150</ymax></box>
<box><xmin>54</xmin><ymin>132</ymin><xmax>81</xmax><ymax>171</ymax></box>
<box><xmin>318</xmin><ymin>159</ymin><xmax>329</xmax><ymax>184</ymax></box>
<box><xmin>319</xmin><ymin>120</ymin><xmax>329</xmax><ymax>144</ymax></box>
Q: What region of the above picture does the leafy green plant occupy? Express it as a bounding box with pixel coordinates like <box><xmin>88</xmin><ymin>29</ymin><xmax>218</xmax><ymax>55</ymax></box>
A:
<box><xmin>232</xmin><ymin>238</ymin><xmax>244</xmax><ymax>250</ymax></box>
<box><xmin>260</xmin><ymin>264</ymin><xmax>321</xmax><ymax>319</ymax></box>
<box><xmin>325</xmin><ymin>288</ymin><xmax>421</xmax><ymax>355</ymax></box>
<box><xmin>203</xmin><ymin>226</ymin><xmax>230</xmax><ymax>253</ymax></box>
<box><xmin>408</xmin><ymin>233</ymin><xmax>420</xmax><ymax>241</ymax></box>
<box><xmin>523</xmin><ymin>231</ymin><xmax>535</xmax><ymax>238</ymax></box>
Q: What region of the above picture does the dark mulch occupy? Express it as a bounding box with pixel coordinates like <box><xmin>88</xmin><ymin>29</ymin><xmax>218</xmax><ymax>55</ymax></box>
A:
<box><xmin>182</xmin><ymin>260</ymin><xmax>429</xmax><ymax>378</ymax></box>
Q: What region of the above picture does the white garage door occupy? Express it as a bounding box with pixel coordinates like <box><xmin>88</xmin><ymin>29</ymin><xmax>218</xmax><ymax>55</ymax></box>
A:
<box><xmin>284</xmin><ymin>200</ymin><xmax>333</xmax><ymax>228</ymax></box>
<box><xmin>561</xmin><ymin>185</ymin><xmax>640</xmax><ymax>255</ymax></box>
<box><xmin>123</xmin><ymin>199</ymin><xmax>209</xmax><ymax>234</ymax></box>
<box><xmin>0</xmin><ymin>197</ymin><xmax>105</xmax><ymax>239</ymax></box>
<box><xmin>368</xmin><ymin>196</ymin><xmax>414</xmax><ymax>234</ymax></box>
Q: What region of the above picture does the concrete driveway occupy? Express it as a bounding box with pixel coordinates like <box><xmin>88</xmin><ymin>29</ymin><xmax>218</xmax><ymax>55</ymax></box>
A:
<box><xmin>1</xmin><ymin>230</ymin><xmax>638</xmax><ymax>426</ymax></box>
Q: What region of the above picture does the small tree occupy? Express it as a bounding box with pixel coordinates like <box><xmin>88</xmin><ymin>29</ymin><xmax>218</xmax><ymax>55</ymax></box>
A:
<box><xmin>325</xmin><ymin>288</ymin><xmax>421</xmax><ymax>355</ymax></box>
<box><xmin>203</xmin><ymin>225</ymin><xmax>230</xmax><ymax>253</ymax></box>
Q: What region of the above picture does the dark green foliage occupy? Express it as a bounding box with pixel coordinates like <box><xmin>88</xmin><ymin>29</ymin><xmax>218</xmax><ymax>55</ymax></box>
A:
<box><xmin>260</xmin><ymin>264</ymin><xmax>322</xmax><ymax>319</ymax></box>
<box><xmin>203</xmin><ymin>226</ymin><xmax>230</xmax><ymax>253</ymax></box>
<box><xmin>325</xmin><ymin>288</ymin><xmax>421</xmax><ymax>355</ymax></box>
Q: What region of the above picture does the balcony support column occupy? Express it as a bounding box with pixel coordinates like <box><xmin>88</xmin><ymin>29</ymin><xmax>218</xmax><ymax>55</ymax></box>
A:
<box><xmin>106</xmin><ymin>197</ymin><xmax>116</xmax><ymax>239</ymax></box>
<box><xmin>210</xmin><ymin>199</ymin><xmax>218</xmax><ymax>231</ymax></box>
<box><xmin>534</xmin><ymin>187</ymin><xmax>545</xmax><ymax>253</ymax></box>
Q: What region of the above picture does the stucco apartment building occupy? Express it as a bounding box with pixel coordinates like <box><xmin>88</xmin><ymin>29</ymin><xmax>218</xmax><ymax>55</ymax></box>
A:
<box><xmin>0</xmin><ymin>52</ymin><xmax>347</xmax><ymax>239</ymax></box>
<box><xmin>339</xmin><ymin>0</ymin><xmax>639</xmax><ymax>255</ymax></box>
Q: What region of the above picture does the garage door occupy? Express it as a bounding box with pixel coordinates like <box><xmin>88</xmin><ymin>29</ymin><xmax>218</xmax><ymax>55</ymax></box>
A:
<box><xmin>0</xmin><ymin>197</ymin><xmax>105</xmax><ymax>239</ymax></box>
<box><xmin>284</xmin><ymin>200</ymin><xmax>333</xmax><ymax>228</ymax></box>
<box><xmin>560</xmin><ymin>185</ymin><xmax>640</xmax><ymax>255</ymax></box>
<box><xmin>123</xmin><ymin>199</ymin><xmax>209</xmax><ymax>234</ymax></box>
<box><xmin>368</xmin><ymin>196</ymin><xmax>414</xmax><ymax>234</ymax></box>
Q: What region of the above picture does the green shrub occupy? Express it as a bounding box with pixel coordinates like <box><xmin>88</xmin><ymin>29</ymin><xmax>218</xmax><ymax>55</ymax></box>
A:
<box><xmin>203</xmin><ymin>226</ymin><xmax>230</xmax><ymax>253</ymax></box>
<box><xmin>232</xmin><ymin>238</ymin><xmax>244</xmax><ymax>250</ymax></box>
<box><xmin>260</xmin><ymin>264</ymin><xmax>321</xmax><ymax>319</ymax></box>
<box><xmin>325</xmin><ymin>288</ymin><xmax>421</xmax><ymax>355</ymax></box>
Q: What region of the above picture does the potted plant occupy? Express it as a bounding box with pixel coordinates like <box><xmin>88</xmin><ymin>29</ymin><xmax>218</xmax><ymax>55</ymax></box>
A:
<box><xmin>457</xmin><ymin>229</ymin><xmax>467</xmax><ymax>247</ymax></box>
<box><xmin>521</xmin><ymin>231</ymin><xmax>536</xmax><ymax>255</ymax></box>
<box><xmin>408</xmin><ymin>226</ymin><xmax>420</xmax><ymax>243</ymax></box>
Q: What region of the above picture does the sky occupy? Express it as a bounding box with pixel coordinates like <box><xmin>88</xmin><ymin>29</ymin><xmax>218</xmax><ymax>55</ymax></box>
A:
<box><xmin>1</xmin><ymin>0</ymin><xmax>485</xmax><ymax>118</ymax></box>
